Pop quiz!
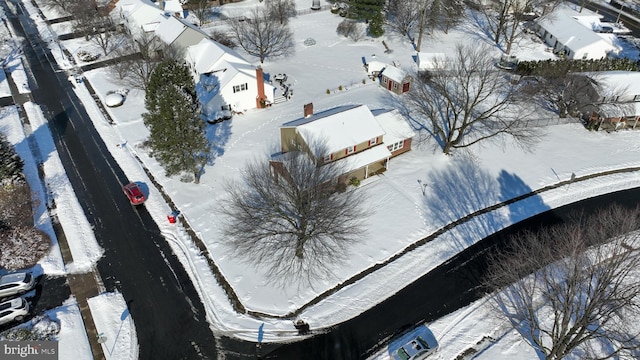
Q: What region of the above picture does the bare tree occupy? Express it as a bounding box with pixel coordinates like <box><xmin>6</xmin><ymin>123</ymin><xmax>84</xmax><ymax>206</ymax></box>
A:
<box><xmin>228</xmin><ymin>7</ymin><xmax>294</xmax><ymax>63</ymax></box>
<box><xmin>39</xmin><ymin>0</ymin><xmax>73</xmax><ymax>14</ymax></box>
<box><xmin>68</xmin><ymin>1</ymin><xmax>116</xmax><ymax>55</ymax></box>
<box><xmin>336</xmin><ymin>19</ymin><xmax>364</xmax><ymax>41</ymax></box>
<box><xmin>266</xmin><ymin>0</ymin><xmax>297</xmax><ymax>25</ymax></box>
<box><xmin>481</xmin><ymin>0</ymin><xmax>560</xmax><ymax>54</ymax></box>
<box><xmin>425</xmin><ymin>0</ymin><xmax>464</xmax><ymax>34</ymax></box>
<box><xmin>518</xmin><ymin>64</ymin><xmax>633</xmax><ymax>121</ymax></box>
<box><xmin>209</xmin><ymin>30</ymin><xmax>236</xmax><ymax>49</ymax></box>
<box><xmin>386</xmin><ymin>0</ymin><xmax>421</xmax><ymax>37</ymax></box>
<box><xmin>485</xmin><ymin>204</ymin><xmax>640</xmax><ymax>360</ymax></box>
<box><xmin>221</xmin><ymin>142</ymin><xmax>368</xmax><ymax>286</ymax></box>
<box><xmin>414</xmin><ymin>0</ymin><xmax>465</xmax><ymax>51</ymax></box>
<box><xmin>404</xmin><ymin>43</ymin><xmax>539</xmax><ymax>155</ymax></box>
<box><xmin>187</xmin><ymin>0</ymin><xmax>213</xmax><ymax>25</ymax></box>
<box><xmin>108</xmin><ymin>32</ymin><xmax>181</xmax><ymax>91</ymax></box>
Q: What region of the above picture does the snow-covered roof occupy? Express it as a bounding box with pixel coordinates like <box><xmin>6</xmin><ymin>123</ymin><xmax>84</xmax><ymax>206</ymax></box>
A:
<box><xmin>367</xmin><ymin>60</ymin><xmax>386</xmax><ymax>75</ymax></box>
<box><xmin>591</xmin><ymin>71</ymin><xmax>640</xmax><ymax>96</ymax></box>
<box><xmin>116</xmin><ymin>0</ymin><xmax>164</xmax><ymax>32</ymax></box>
<box><xmin>186</xmin><ymin>38</ymin><xmax>249</xmax><ymax>75</ymax></box>
<box><xmin>374</xmin><ymin>109</ymin><xmax>416</xmax><ymax>144</ymax></box>
<box><xmin>283</xmin><ymin>105</ymin><xmax>386</xmax><ymax>153</ymax></box>
<box><xmin>381</xmin><ymin>65</ymin><xmax>408</xmax><ymax>83</ymax></box>
<box><xmin>163</xmin><ymin>0</ymin><xmax>184</xmax><ymax>17</ymax></box>
<box><xmin>416</xmin><ymin>52</ymin><xmax>446</xmax><ymax>69</ymax></box>
<box><xmin>537</xmin><ymin>6</ymin><xmax>617</xmax><ymax>55</ymax></box>
<box><xmin>340</xmin><ymin>144</ymin><xmax>391</xmax><ymax>173</ymax></box>
<box><xmin>154</xmin><ymin>15</ymin><xmax>206</xmax><ymax>46</ymax></box>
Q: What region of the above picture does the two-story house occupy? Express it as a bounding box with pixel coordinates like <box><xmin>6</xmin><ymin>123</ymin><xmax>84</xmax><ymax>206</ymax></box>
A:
<box><xmin>277</xmin><ymin>104</ymin><xmax>415</xmax><ymax>182</ymax></box>
<box><xmin>186</xmin><ymin>38</ymin><xmax>276</xmax><ymax>115</ymax></box>
<box><xmin>114</xmin><ymin>0</ymin><xmax>274</xmax><ymax>115</ymax></box>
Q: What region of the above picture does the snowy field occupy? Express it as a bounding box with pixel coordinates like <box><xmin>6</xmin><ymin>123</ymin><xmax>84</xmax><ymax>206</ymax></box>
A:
<box><xmin>2</xmin><ymin>0</ymin><xmax>640</xmax><ymax>359</ymax></box>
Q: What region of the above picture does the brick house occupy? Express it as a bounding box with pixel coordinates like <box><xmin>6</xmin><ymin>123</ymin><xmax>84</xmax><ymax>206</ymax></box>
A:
<box><xmin>276</xmin><ymin>104</ymin><xmax>415</xmax><ymax>182</ymax></box>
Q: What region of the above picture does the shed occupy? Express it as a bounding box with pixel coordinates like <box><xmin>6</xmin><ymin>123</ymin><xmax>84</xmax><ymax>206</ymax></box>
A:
<box><xmin>380</xmin><ymin>66</ymin><xmax>411</xmax><ymax>95</ymax></box>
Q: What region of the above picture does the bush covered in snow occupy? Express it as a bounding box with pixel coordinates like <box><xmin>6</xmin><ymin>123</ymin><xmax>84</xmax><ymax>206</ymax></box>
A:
<box><xmin>76</xmin><ymin>50</ymin><xmax>100</xmax><ymax>62</ymax></box>
<box><xmin>1</xmin><ymin>314</ymin><xmax>60</xmax><ymax>341</ymax></box>
<box><xmin>0</xmin><ymin>226</ymin><xmax>51</xmax><ymax>270</ymax></box>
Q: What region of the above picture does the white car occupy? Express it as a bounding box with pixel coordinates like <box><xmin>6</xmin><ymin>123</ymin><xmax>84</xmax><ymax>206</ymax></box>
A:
<box><xmin>0</xmin><ymin>272</ymin><xmax>36</xmax><ymax>299</ymax></box>
<box><xmin>0</xmin><ymin>297</ymin><xmax>29</xmax><ymax>325</ymax></box>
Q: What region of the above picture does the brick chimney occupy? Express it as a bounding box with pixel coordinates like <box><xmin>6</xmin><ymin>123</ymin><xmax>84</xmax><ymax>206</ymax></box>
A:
<box><xmin>304</xmin><ymin>103</ymin><xmax>313</xmax><ymax>118</ymax></box>
<box><xmin>255</xmin><ymin>65</ymin><xmax>266</xmax><ymax>108</ymax></box>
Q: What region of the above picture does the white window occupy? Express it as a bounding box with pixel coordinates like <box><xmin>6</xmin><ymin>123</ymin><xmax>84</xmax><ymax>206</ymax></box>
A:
<box><xmin>346</xmin><ymin>146</ymin><xmax>355</xmax><ymax>154</ymax></box>
<box><xmin>388</xmin><ymin>141</ymin><xmax>404</xmax><ymax>152</ymax></box>
<box><xmin>369</xmin><ymin>137</ymin><xmax>378</xmax><ymax>146</ymax></box>
<box><xmin>323</xmin><ymin>153</ymin><xmax>333</xmax><ymax>162</ymax></box>
<box><xmin>232</xmin><ymin>83</ymin><xmax>248</xmax><ymax>93</ymax></box>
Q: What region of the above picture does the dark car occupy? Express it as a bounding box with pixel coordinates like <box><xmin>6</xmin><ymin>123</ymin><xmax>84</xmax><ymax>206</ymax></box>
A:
<box><xmin>123</xmin><ymin>183</ymin><xmax>146</xmax><ymax>205</ymax></box>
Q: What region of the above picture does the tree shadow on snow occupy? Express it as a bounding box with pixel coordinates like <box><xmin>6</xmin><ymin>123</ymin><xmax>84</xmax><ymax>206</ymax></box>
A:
<box><xmin>422</xmin><ymin>155</ymin><xmax>549</xmax><ymax>253</ymax></box>
<box><xmin>497</xmin><ymin>170</ymin><xmax>549</xmax><ymax>224</ymax></box>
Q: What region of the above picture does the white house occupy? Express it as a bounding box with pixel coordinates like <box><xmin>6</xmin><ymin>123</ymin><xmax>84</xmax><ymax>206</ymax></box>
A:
<box><xmin>114</xmin><ymin>0</ymin><xmax>274</xmax><ymax>115</ymax></box>
<box><xmin>186</xmin><ymin>39</ymin><xmax>276</xmax><ymax>115</ymax></box>
<box><xmin>535</xmin><ymin>6</ymin><xmax>620</xmax><ymax>60</ymax></box>
<box><xmin>116</xmin><ymin>0</ymin><xmax>165</xmax><ymax>34</ymax></box>
<box><xmin>161</xmin><ymin>0</ymin><xmax>184</xmax><ymax>18</ymax></box>
<box><xmin>154</xmin><ymin>15</ymin><xmax>209</xmax><ymax>51</ymax></box>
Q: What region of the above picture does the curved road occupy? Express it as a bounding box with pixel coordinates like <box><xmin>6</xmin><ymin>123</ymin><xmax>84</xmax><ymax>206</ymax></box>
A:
<box><xmin>257</xmin><ymin>188</ymin><xmax>640</xmax><ymax>359</ymax></box>
<box><xmin>5</xmin><ymin>1</ymin><xmax>218</xmax><ymax>359</ymax></box>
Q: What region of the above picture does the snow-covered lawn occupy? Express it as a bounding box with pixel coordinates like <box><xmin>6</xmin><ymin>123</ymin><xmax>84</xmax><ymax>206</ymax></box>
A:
<box><xmin>3</xmin><ymin>0</ymin><xmax>640</xmax><ymax>359</ymax></box>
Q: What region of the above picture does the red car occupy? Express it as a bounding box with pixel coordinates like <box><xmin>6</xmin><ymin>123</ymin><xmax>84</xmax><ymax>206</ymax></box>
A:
<box><xmin>123</xmin><ymin>183</ymin><xmax>146</xmax><ymax>205</ymax></box>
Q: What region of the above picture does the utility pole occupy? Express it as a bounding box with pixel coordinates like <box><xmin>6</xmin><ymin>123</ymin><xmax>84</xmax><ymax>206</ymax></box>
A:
<box><xmin>416</xmin><ymin>1</ymin><xmax>428</xmax><ymax>52</ymax></box>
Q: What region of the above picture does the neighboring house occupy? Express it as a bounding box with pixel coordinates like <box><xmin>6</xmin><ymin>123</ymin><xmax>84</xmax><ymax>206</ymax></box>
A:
<box><xmin>116</xmin><ymin>0</ymin><xmax>165</xmax><ymax>34</ymax></box>
<box><xmin>161</xmin><ymin>0</ymin><xmax>185</xmax><ymax>18</ymax></box>
<box><xmin>115</xmin><ymin>0</ymin><xmax>274</xmax><ymax>114</ymax></box>
<box><xmin>380</xmin><ymin>66</ymin><xmax>411</xmax><ymax>94</ymax></box>
<box><xmin>415</xmin><ymin>52</ymin><xmax>446</xmax><ymax>71</ymax></box>
<box><xmin>154</xmin><ymin>15</ymin><xmax>208</xmax><ymax>51</ymax></box>
<box><xmin>277</xmin><ymin>103</ymin><xmax>414</xmax><ymax>182</ymax></box>
<box><xmin>582</xmin><ymin>71</ymin><xmax>640</xmax><ymax>130</ymax></box>
<box><xmin>535</xmin><ymin>6</ymin><xmax>619</xmax><ymax>60</ymax></box>
<box><xmin>186</xmin><ymin>38</ymin><xmax>276</xmax><ymax>114</ymax></box>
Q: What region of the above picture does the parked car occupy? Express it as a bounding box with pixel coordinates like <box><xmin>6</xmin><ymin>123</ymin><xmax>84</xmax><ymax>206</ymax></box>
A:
<box><xmin>0</xmin><ymin>297</ymin><xmax>29</xmax><ymax>326</ymax></box>
<box><xmin>123</xmin><ymin>182</ymin><xmax>146</xmax><ymax>205</ymax></box>
<box><xmin>0</xmin><ymin>271</ymin><xmax>36</xmax><ymax>299</ymax></box>
<box><xmin>388</xmin><ymin>324</ymin><xmax>438</xmax><ymax>360</ymax></box>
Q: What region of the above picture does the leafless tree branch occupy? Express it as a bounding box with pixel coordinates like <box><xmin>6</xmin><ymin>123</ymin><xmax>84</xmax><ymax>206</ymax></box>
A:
<box><xmin>486</xmin><ymin>204</ymin><xmax>640</xmax><ymax>359</ymax></box>
<box><xmin>404</xmin><ymin>43</ymin><xmax>540</xmax><ymax>155</ymax></box>
<box><xmin>228</xmin><ymin>7</ymin><xmax>294</xmax><ymax>63</ymax></box>
<box><xmin>221</xmin><ymin>141</ymin><xmax>368</xmax><ymax>287</ymax></box>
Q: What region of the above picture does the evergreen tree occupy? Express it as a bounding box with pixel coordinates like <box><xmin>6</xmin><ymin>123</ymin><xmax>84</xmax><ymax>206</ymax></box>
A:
<box><xmin>347</xmin><ymin>0</ymin><xmax>385</xmax><ymax>21</ymax></box>
<box><xmin>368</xmin><ymin>11</ymin><xmax>385</xmax><ymax>37</ymax></box>
<box><xmin>0</xmin><ymin>134</ymin><xmax>24</xmax><ymax>183</ymax></box>
<box><xmin>143</xmin><ymin>60</ymin><xmax>210</xmax><ymax>183</ymax></box>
